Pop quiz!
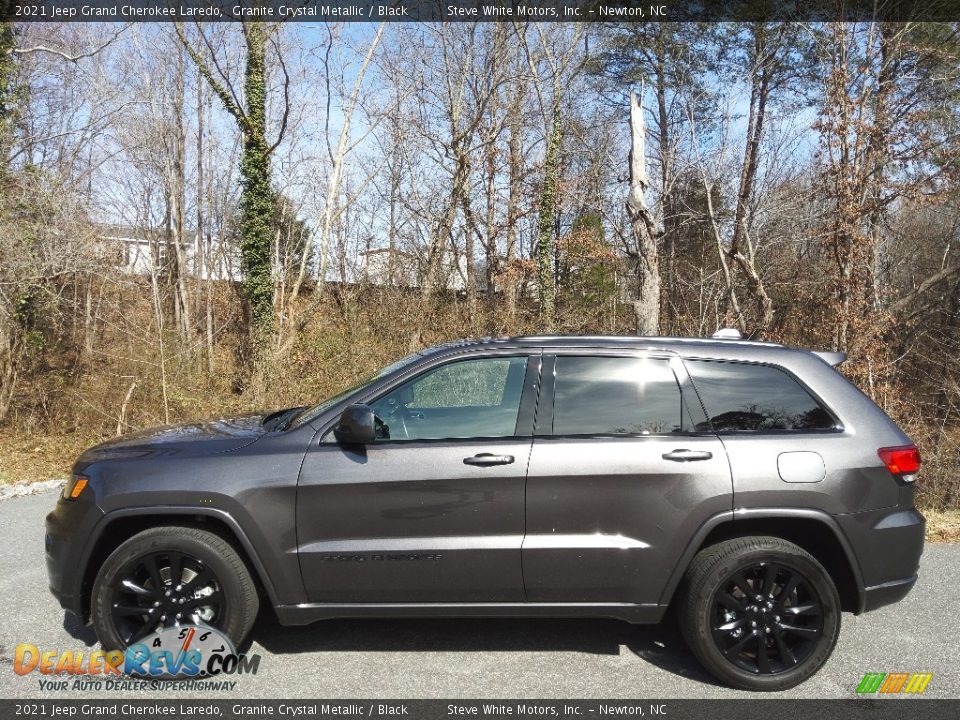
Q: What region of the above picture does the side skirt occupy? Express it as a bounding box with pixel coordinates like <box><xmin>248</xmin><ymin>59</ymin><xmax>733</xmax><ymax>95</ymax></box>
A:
<box><xmin>273</xmin><ymin>602</ymin><xmax>666</xmax><ymax>626</ymax></box>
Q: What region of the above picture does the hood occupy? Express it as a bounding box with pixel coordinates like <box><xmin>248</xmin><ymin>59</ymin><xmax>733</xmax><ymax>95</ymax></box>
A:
<box><xmin>75</xmin><ymin>413</ymin><xmax>269</xmax><ymax>465</ymax></box>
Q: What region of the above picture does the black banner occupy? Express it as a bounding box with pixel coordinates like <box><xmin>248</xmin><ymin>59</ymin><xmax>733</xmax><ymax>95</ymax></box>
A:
<box><xmin>5</xmin><ymin>0</ymin><xmax>960</xmax><ymax>23</ymax></box>
<box><xmin>2</xmin><ymin>700</ymin><xmax>959</xmax><ymax>720</ymax></box>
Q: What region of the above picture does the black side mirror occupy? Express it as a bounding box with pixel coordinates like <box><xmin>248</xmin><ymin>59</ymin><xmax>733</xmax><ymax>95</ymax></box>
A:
<box><xmin>334</xmin><ymin>404</ymin><xmax>376</xmax><ymax>445</ymax></box>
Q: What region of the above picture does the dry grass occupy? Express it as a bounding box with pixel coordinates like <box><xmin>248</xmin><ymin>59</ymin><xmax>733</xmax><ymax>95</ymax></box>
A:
<box><xmin>0</xmin><ymin>430</ymin><xmax>91</xmax><ymax>483</ymax></box>
<box><xmin>924</xmin><ymin>510</ymin><xmax>960</xmax><ymax>543</ymax></box>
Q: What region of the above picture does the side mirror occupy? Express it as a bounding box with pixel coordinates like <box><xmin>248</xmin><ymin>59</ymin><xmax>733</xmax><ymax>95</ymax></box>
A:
<box><xmin>334</xmin><ymin>404</ymin><xmax>376</xmax><ymax>445</ymax></box>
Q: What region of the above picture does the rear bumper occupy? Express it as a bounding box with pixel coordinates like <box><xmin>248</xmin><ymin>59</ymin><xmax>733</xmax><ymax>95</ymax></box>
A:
<box><xmin>862</xmin><ymin>575</ymin><xmax>918</xmax><ymax>613</ymax></box>
<box><xmin>834</xmin><ymin>506</ymin><xmax>925</xmax><ymax>614</ymax></box>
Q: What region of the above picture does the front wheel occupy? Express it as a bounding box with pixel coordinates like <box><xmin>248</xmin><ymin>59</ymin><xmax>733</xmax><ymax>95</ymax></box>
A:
<box><xmin>679</xmin><ymin>536</ymin><xmax>841</xmax><ymax>691</ymax></box>
<box><xmin>91</xmin><ymin>526</ymin><xmax>259</xmax><ymax>652</ymax></box>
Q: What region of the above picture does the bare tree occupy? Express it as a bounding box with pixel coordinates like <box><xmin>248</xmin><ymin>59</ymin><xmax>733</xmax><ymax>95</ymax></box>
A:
<box><xmin>625</xmin><ymin>89</ymin><xmax>660</xmax><ymax>335</ymax></box>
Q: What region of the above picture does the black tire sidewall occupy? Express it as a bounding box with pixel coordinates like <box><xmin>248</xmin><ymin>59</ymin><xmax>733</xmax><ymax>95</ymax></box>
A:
<box><xmin>686</xmin><ymin>544</ymin><xmax>841</xmax><ymax>691</ymax></box>
<box><xmin>92</xmin><ymin>529</ymin><xmax>252</xmax><ymax>652</ymax></box>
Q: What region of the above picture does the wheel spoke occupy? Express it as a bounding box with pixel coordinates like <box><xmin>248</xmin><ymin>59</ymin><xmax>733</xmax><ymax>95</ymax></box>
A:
<box><xmin>756</xmin><ymin>636</ymin><xmax>771</xmax><ymax>674</ymax></box>
<box><xmin>778</xmin><ymin>623</ymin><xmax>820</xmax><ymax>638</ymax></box>
<box><xmin>717</xmin><ymin>592</ymin><xmax>746</xmax><ymax>612</ymax></box>
<box><xmin>776</xmin><ymin>573</ymin><xmax>800</xmax><ymax>607</ymax></box>
<box><xmin>761</xmin><ymin>564</ymin><xmax>778</xmax><ymax>597</ymax></box>
<box><xmin>126</xmin><ymin>619</ymin><xmax>157</xmax><ymax>645</ymax></box>
<box><xmin>723</xmin><ymin>633</ymin><xmax>754</xmax><ymax>658</ymax></box>
<box><xmin>113</xmin><ymin>603</ymin><xmax>150</xmax><ymax>617</ymax></box>
<box><xmin>144</xmin><ymin>554</ymin><xmax>163</xmax><ymax>593</ymax></box>
<box><xmin>731</xmin><ymin>572</ymin><xmax>754</xmax><ymax>599</ymax></box>
<box><xmin>120</xmin><ymin>579</ymin><xmax>154</xmax><ymax>596</ymax></box>
<box><xmin>784</xmin><ymin>603</ymin><xmax>820</xmax><ymax>617</ymax></box>
<box><xmin>773</xmin><ymin>628</ymin><xmax>798</xmax><ymax>667</ymax></box>
<box><xmin>167</xmin><ymin>552</ymin><xmax>183</xmax><ymax>587</ymax></box>
<box><xmin>715</xmin><ymin>617</ymin><xmax>749</xmax><ymax>632</ymax></box>
<box><xmin>184</xmin><ymin>590</ymin><xmax>223</xmax><ymax>610</ymax></box>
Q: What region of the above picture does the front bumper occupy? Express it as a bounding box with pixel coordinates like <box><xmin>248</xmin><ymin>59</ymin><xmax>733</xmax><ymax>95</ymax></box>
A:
<box><xmin>45</xmin><ymin>493</ymin><xmax>104</xmax><ymax>620</ymax></box>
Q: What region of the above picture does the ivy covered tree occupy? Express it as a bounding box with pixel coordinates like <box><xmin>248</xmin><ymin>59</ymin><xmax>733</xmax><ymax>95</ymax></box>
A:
<box><xmin>0</xmin><ymin>20</ymin><xmax>19</xmax><ymax>169</ymax></box>
<box><xmin>175</xmin><ymin>21</ymin><xmax>287</xmax><ymax>363</ymax></box>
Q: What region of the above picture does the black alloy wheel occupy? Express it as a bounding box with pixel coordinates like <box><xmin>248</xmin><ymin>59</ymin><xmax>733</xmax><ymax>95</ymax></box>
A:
<box><xmin>109</xmin><ymin>550</ymin><xmax>225</xmax><ymax>645</ymax></box>
<box><xmin>710</xmin><ymin>561</ymin><xmax>824</xmax><ymax>675</ymax></box>
<box><xmin>92</xmin><ymin>526</ymin><xmax>259</xmax><ymax>652</ymax></box>
<box><xmin>679</xmin><ymin>536</ymin><xmax>841</xmax><ymax>691</ymax></box>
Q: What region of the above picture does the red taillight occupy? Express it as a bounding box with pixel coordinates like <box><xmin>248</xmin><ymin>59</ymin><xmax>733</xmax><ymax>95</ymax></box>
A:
<box><xmin>878</xmin><ymin>445</ymin><xmax>921</xmax><ymax>475</ymax></box>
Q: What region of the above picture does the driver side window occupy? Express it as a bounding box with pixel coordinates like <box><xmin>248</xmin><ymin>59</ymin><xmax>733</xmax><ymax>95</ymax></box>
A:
<box><xmin>370</xmin><ymin>356</ymin><xmax>528</xmax><ymax>441</ymax></box>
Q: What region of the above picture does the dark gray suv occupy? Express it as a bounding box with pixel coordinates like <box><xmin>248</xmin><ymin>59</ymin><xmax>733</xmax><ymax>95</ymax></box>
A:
<box><xmin>46</xmin><ymin>334</ymin><xmax>925</xmax><ymax>690</ymax></box>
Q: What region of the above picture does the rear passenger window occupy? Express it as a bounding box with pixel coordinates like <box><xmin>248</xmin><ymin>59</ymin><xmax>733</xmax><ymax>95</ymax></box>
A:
<box><xmin>552</xmin><ymin>356</ymin><xmax>684</xmax><ymax>435</ymax></box>
<box><xmin>686</xmin><ymin>360</ymin><xmax>836</xmax><ymax>432</ymax></box>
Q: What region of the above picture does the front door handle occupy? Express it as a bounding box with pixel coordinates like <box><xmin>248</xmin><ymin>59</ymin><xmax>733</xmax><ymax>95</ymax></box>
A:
<box><xmin>463</xmin><ymin>453</ymin><xmax>515</xmax><ymax>467</ymax></box>
<box><xmin>662</xmin><ymin>449</ymin><xmax>713</xmax><ymax>462</ymax></box>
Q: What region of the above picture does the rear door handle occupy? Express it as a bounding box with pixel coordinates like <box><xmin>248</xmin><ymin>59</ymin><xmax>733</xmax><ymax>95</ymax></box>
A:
<box><xmin>463</xmin><ymin>453</ymin><xmax>515</xmax><ymax>467</ymax></box>
<box><xmin>662</xmin><ymin>449</ymin><xmax>713</xmax><ymax>462</ymax></box>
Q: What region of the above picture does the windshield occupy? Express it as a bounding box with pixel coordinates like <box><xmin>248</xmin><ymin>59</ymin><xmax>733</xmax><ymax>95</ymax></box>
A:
<box><xmin>285</xmin><ymin>351</ymin><xmax>425</xmax><ymax>429</ymax></box>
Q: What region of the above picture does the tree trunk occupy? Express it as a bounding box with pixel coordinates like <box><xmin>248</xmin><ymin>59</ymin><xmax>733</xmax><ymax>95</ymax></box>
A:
<box><xmin>536</xmin><ymin>105</ymin><xmax>561</xmax><ymax>332</ymax></box>
<box><xmin>627</xmin><ymin>90</ymin><xmax>660</xmax><ymax>336</ymax></box>
<box><xmin>503</xmin><ymin>90</ymin><xmax>522</xmax><ymax>329</ymax></box>
<box><xmin>728</xmin><ymin>27</ymin><xmax>775</xmax><ymax>337</ymax></box>
<box><xmin>238</xmin><ymin>24</ymin><xmax>276</xmax><ymax>355</ymax></box>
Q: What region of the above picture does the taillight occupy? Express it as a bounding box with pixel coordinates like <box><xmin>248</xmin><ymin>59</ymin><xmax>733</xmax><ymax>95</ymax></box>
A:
<box><xmin>877</xmin><ymin>445</ymin><xmax>921</xmax><ymax>478</ymax></box>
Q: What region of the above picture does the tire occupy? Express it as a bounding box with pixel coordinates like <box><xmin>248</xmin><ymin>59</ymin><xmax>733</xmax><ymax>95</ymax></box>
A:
<box><xmin>678</xmin><ymin>536</ymin><xmax>841</xmax><ymax>691</ymax></box>
<box><xmin>91</xmin><ymin>526</ymin><xmax>259</xmax><ymax>652</ymax></box>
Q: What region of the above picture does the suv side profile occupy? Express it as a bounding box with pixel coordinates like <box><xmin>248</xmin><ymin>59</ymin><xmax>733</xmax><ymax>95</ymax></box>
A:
<box><xmin>46</xmin><ymin>335</ymin><xmax>925</xmax><ymax>691</ymax></box>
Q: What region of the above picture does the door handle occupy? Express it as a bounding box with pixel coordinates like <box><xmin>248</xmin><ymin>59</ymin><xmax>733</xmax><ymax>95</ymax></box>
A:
<box><xmin>662</xmin><ymin>449</ymin><xmax>713</xmax><ymax>462</ymax></box>
<box><xmin>463</xmin><ymin>453</ymin><xmax>515</xmax><ymax>467</ymax></box>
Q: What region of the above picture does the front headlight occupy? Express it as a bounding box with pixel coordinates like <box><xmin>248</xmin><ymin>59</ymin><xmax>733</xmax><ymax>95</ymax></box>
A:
<box><xmin>61</xmin><ymin>475</ymin><xmax>89</xmax><ymax>500</ymax></box>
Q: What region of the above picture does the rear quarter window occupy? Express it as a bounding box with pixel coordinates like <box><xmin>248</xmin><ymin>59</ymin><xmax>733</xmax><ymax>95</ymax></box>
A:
<box><xmin>685</xmin><ymin>359</ymin><xmax>837</xmax><ymax>432</ymax></box>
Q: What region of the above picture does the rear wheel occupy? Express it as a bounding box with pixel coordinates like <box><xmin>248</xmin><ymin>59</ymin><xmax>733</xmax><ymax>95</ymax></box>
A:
<box><xmin>91</xmin><ymin>526</ymin><xmax>259</xmax><ymax>652</ymax></box>
<box><xmin>679</xmin><ymin>536</ymin><xmax>841</xmax><ymax>691</ymax></box>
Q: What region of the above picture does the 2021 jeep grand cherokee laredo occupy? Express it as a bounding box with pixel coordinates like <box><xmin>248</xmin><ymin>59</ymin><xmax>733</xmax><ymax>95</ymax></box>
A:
<box><xmin>46</xmin><ymin>334</ymin><xmax>925</xmax><ymax>690</ymax></box>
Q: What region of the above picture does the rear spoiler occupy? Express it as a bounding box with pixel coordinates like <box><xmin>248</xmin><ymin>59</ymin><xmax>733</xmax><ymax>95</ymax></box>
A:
<box><xmin>812</xmin><ymin>351</ymin><xmax>847</xmax><ymax>367</ymax></box>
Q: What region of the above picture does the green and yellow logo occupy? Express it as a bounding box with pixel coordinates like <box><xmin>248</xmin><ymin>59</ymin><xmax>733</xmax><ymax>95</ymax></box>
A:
<box><xmin>856</xmin><ymin>672</ymin><xmax>933</xmax><ymax>695</ymax></box>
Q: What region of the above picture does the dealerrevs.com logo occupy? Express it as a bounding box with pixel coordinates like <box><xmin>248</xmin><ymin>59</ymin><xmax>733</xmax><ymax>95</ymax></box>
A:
<box><xmin>14</xmin><ymin>624</ymin><xmax>260</xmax><ymax>690</ymax></box>
<box><xmin>856</xmin><ymin>672</ymin><xmax>933</xmax><ymax>695</ymax></box>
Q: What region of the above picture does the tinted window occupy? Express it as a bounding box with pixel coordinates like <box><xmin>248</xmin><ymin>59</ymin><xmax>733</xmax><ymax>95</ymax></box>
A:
<box><xmin>370</xmin><ymin>356</ymin><xmax>528</xmax><ymax>441</ymax></box>
<box><xmin>686</xmin><ymin>360</ymin><xmax>835</xmax><ymax>432</ymax></box>
<box><xmin>552</xmin><ymin>356</ymin><xmax>683</xmax><ymax>435</ymax></box>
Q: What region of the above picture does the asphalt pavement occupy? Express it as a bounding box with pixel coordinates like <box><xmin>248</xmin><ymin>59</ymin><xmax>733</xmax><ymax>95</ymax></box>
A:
<box><xmin>1</xmin><ymin>488</ymin><xmax>957</xmax><ymax>699</ymax></box>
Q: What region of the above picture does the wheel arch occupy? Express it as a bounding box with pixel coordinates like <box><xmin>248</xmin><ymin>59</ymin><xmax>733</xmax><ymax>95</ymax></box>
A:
<box><xmin>78</xmin><ymin>507</ymin><xmax>280</xmax><ymax>622</ymax></box>
<box><xmin>660</xmin><ymin>509</ymin><xmax>865</xmax><ymax>614</ymax></box>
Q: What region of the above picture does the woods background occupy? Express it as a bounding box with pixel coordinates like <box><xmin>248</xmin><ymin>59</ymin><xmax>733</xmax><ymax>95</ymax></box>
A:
<box><xmin>0</xmin><ymin>19</ymin><xmax>958</xmax><ymax>515</ymax></box>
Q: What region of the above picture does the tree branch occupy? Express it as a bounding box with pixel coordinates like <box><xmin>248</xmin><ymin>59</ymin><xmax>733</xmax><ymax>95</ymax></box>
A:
<box><xmin>173</xmin><ymin>22</ymin><xmax>246</xmax><ymax>129</ymax></box>
<box><xmin>265</xmin><ymin>33</ymin><xmax>290</xmax><ymax>157</ymax></box>
<box><xmin>11</xmin><ymin>23</ymin><xmax>130</xmax><ymax>63</ymax></box>
<box><xmin>888</xmin><ymin>264</ymin><xmax>960</xmax><ymax>318</ymax></box>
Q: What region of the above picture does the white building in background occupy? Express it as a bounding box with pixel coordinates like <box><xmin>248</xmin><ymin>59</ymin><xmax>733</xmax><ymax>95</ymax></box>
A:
<box><xmin>97</xmin><ymin>225</ymin><xmax>238</xmax><ymax>281</ymax></box>
<box><xmin>99</xmin><ymin>225</ymin><xmax>475</xmax><ymax>292</ymax></box>
<box><xmin>357</xmin><ymin>246</ymin><xmax>468</xmax><ymax>291</ymax></box>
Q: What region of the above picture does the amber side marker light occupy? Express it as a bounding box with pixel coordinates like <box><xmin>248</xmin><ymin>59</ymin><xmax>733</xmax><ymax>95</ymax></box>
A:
<box><xmin>63</xmin><ymin>475</ymin><xmax>88</xmax><ymax>500</ymax></box>
<box><xmin>877</xmin><ymin>445</ymin><xmax>921</xmax><ymax>480</ymax></box>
